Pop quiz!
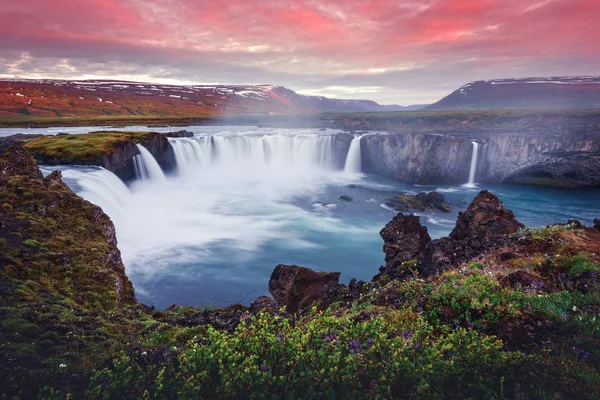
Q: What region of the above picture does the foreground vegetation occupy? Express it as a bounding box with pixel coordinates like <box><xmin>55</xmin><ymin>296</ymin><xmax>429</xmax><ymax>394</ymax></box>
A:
<box><xmin>1</xmin><ymin>141</ymin><xmax>599</xmax><ymax>398</ymax></box>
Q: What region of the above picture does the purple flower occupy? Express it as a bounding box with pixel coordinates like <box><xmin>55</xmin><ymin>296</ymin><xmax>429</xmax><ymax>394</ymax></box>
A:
<box><xmin>579</xmin><ymin>349</ymin><xmax>591</xmax><ymax>360</ymax></box>
<box><xmin>466</xmin><ymin>320</ymin><xmax>475</xmax><ymax>329</ymax></box>
<box><xmin>277</xmin><ymin>333</ymin><xmax>284</xmax><ymax>343</ymax></box>
<box><xmin>348</xmin><ymin>339</ymin><xmax>361</xmax><ymax>354</ymax></box>
<box><xmin>322</xmin><ymin>332</ymin><xmax>337</xmax><ymax>344</ymax></box>
<box><xmin>365</xmin><ymin>338</ymin><xmax>375</xmax><ymax>348</ymax></box>
<box><xmin>402</xmin><ymin>330</ymin><xmax>413</xmax><ymax>340</ymax></box>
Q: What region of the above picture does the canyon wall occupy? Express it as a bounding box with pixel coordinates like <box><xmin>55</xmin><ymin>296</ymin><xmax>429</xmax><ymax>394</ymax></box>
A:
<box><xmin>359</xmin><ymin>132</ymin><xmax>600</xmax><ymax>187</ymax></box>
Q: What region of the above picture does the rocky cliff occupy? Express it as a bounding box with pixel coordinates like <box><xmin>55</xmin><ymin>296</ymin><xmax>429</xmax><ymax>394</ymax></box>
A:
<box><xmin>360</xmin><ymin>131</ymin><xmax>600</xmax><ymax>187</ymax></box>
<box><xmin>22</xmin><ymin>131</ymin><xmax>176</xmax><ymax>181</ymax></box>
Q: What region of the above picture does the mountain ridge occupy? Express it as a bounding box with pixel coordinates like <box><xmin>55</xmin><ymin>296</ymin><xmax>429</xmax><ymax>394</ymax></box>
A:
<box><xmin>0</xmin><ymin>79</ymin><xmax>420</xmax><ymax>120</ymax></box>
<box><xmin>426</xmin><ymin>75</ymin><xmax>600</xmax><ymax>110</ymax></box>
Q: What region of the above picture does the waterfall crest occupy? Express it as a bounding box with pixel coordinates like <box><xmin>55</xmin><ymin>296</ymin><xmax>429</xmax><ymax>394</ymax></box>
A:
<box><xmin>344</xmin><ymin>136</ymin><xmax>362</xmax><ymax>173</ymax></box>
<box><xmin>465</xmin><ymin>141</ymin><xmax>479</xmax><ymax>187</ymax></box>
<box><xmin>40</xmin><ymin>165</ymin><xmax>131</xmax><ymax>223</ymax></box>
<box><xmin>169</xmin><ymin>133</ymin><xmax>337</xmax><ymax>174</ymax></box>
<box><xmin>134</xmin><ymin>144</ymin><xmax>166</xmax><ymax>182</ymax></box>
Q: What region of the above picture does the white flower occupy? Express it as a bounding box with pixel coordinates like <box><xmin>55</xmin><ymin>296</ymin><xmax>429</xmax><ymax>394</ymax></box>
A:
<box><xmin>573</xmin><ymin>306</ymin><xmax>578</xmax><ymax>312</ymax></box>
<box><xmin>59</xmin><ymin>363</ymin><xmax>66</xmax><ymax>368</ymax></box>
<box><xmin>141</xmin><ymin>351</ymin><xmax>147</xmax><ymax>356</ymax></box>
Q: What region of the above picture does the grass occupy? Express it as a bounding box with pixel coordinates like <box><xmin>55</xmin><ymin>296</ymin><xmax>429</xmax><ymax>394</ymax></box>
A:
<box><xmin>23</xmin><ymin>131</ymin><xmax>158</xmax><ymax>161</ymax></box>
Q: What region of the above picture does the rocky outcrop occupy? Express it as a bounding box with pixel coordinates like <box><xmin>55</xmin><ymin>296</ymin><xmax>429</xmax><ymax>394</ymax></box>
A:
<box><xmin>163</xmin><ymin>130</ymin><xmax>194</xmax><ymax>138</ymax></box>
<box><xmin>22</xmin><ymin>131</ymin><xmax>176</xmax><ymax>182</ymax></box>
<box><xmin>0</xmin><ymin>142</ymin><xmax>136</xmax><ymax>308</ymax></box>
<box><xmin>0</xmin><ymin>142</ymin><xmax>42</xmax><ymax>178</ymax></box>
<box><xmin>268</xmin><ymin>264</ymin><xmax>341</xmax><ymax>313</ymax></box>
<box><xmin>379</xmin><ymin>190</ymin><xmax>524</xmax><ymax>279</ymax></box>
<box><xmin>384</xmin><ymin>191</ymin><xmax>450</xmax><ymax>212</ymax></box>
<box><xmin>594</xmin><ymin>218</ymin><xmax>600</xmax><ymax>231</ymax></box>
<box><xmin>380</xmin><ymin>214</ymin><xmax>432</xmax><ymax>276</ymax></box>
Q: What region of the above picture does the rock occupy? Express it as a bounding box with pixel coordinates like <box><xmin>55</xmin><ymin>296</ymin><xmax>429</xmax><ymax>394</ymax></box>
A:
<box><xmin>380</xmin><ymin>213</ymin><xmax>431</xmax><ymax>274</ymax></box>
<box><xmin>385</xmin><ymin>191</ymin><xmax>450</xmax><ymax>212</ymax></box>
<box><xmin>268</xmin><ymin>264</ymin><xmax>341</xmax><ymax>313</ymax></box>
<box><xmin>593</xmin><ymin>218</ymin><xmax>600</xmax><ymax>231</ymax></box>
<box><xmin>249</xmin><ymin>296</ymin><xmax>277</xmax><ymax>314</ymax></box>
<box><xmin>567</xmin><ymin>271</ymin><xmax>599</xmax><ymax>294</ymax></box>
<box><xmin>377</xmin><ymin>190</ymin><xmax>526</xmax><ymax>279</ymax></box>
<box><xmin>415</xmin><ymin>191</ymin><xmax>444</xmax><ymax>205</ymax></box>
<box><xmin>0</xmin><ymin>143</ymin><xmax>41</xmax><ymax>178</ymax></box>
<box><xmin>358</xmin><ymin>130</ymin><xmax>600</xmax><ymax>187</ymax></box>
<box><xmin>163</xmin><ymin>130</ymin><xmax>194</xmax><ymax>138</ymax></box>
<box><xmin>450</xmin><ymin>190</ymin><xmax>524</xmax><ymax>243</ymax></box>
<box><xmin>438</xmin><ymin>204</ymin><xmax>451</xmax><ymax>212</ymax></box>
<box><xmin>338</xmin><ymin>195</ymin><xmax>353</xmax><ymax>202</ymax></box>
<box><xmin>503</xmin><ymin>270</ymin><xmax>547</xmax><ymax>291</ymax></box>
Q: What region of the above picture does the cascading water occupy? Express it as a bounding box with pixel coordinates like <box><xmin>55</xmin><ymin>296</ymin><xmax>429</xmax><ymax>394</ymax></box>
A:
<box><xmin>134</xmin><ymin>144</ymin><xmax>166</xmax><ymax>181</ymax></box>
<box><xmin>169</xmin><ymin>132</ymin><xmax>336</xmax><ymax>175</ymax></box>
<box><xmin>40</xmin><ymin>166</ymin><xmax>131</xmax><ymax>224</ymax></box>
<box><xmin>344</xmin><ymin>136</ymin><xmax>362</xmax><ymax>173</ymax></box>
<box><xmin>465</xmin><ymin>141</ymin><xmax>480</xmax><ymax>187</ymax></box>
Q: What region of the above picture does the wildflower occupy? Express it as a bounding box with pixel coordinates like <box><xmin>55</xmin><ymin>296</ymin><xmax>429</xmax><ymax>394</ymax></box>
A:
<box><xmin>573</xmin><ymin>306</ymin><xmax>578</xmax><ymax>312</ymax></box>
<box><xmin>466</xmin><ymin>320</ymin><xmax>475</xmax><ymax>329</ymax></box>
<box><xmin>348</xmin><ymin>339</ymin><xmax>361</xmax><ymax>354</ymax></box>
<box><xmin>579</xmin><ymin>349</ymin><xmax>590</xmax><ymax>360</ymax></box>
<box><xmin>322</xmin><ymin>332</ymin><xmax>337</xmax><ymax>344</ymax></box>
<box><xmin>365</xmin><ymin>338</ymin><xmax>375</xmax><ymax>349</ymax></box>
<box><xmin>277</xmin><ymin>333</ymin><xmax>285</xmax><ymax>342</ymax></box>
<box><xmin>141</xmin><ymin>351</ymin><xmax>148</xmax><ymax>357</ymax></box>
<box><xmin>59</xmin><ymin>363</ymin><xmax>66</xmax><ymax>368</ymax></box>
<box><xmin>402</xmin><ymin>330</ymin><xmax>413</xmax><ymax>340</ymax></box>
<box><xmin>259</xmin><ymin>364</ymin><xmax>270</xmax><ymax>372</ymax></box>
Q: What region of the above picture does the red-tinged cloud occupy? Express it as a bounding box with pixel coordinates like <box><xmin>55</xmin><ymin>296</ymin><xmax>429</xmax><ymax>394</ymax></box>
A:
<box><xmin>0</xmin><ymin>0</ymin><xmax>599</xmax><ymax>103</ymax></box>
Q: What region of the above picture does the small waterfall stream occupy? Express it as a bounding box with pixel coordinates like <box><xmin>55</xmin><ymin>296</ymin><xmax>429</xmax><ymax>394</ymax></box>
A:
<box><xmin>134</xmin><ymin>144</ymin><xmax>166</xmax><ymax>182</ymax></box>
<box><xmin>465</xmin><ymin>141</ymin><xmax>479</xmax><ymax>187</ymax></box>
<box><xmin>343</xmin><ymin>136</ymin><xmax>362</xmax><ymax>173</ymax></box>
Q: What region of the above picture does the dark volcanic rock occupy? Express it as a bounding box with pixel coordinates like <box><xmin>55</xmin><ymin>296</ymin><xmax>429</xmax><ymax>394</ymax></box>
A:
<box><xmin>378</xmin><ymin>190</ymin><xmax>525</xmax><ymax>279</ymax></box>
<box><xmin>268</xmin><ymin>264</ymin><xmax>341</xmax><ymax>313</ymax></box>
<box><xmin>450</xmin><ymin>190</ymin><xmax>524</xmax><ymax>243</ymax></box>
<box><xmin>163</xmin><ymin>130</ymin><xmax>194</xmax><ymax>138</ymax></box>
<box><xmin>385</xmin><ymin>191</ymin><xmax>451</xmax><ymax>213</ymax></box>
<box><xmin>594</xmin><ymin>218</ymin><xmax>600</xmax><ymax>231</ymax></box>
<box><xmin>503</xmin><ymin>270</ymin><xmax>547</xmax><ymax>292</ymax></box>
<box><xmin>0</xmin><ymin>143</ymin><xmax>41</xmax><ymax>178</ymax></box>
<box><xmin>249</xmin><ymin>296</ymin><xmax>277</xmax><ymax>314</ymax></box>
<box><xmin>338</xmin><ymin>195</ymin><xmax>353</xmax><ymax>202</ymax></box>
<box><xmin>380</xmin><ymin>214</ymin><xmax>432</xmax><ymax>275</ymax></box>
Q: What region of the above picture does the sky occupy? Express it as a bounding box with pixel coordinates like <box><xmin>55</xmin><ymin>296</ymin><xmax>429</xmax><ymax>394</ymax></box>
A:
<box><xmin>1</xmin><ymin>0</ymin><xmax>599</xmax><ymax>104</ymax></box>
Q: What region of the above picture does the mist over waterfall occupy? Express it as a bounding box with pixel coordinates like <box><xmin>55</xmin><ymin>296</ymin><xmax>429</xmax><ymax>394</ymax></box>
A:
<box><xmin>344</xmin><ymin>136</ymin><xmax>362</xmax><ymax>173</ymax></box>
<box><xmin>134</xmin><ymin>144</ymin><xmax>166</xmax><ymax>182</ymax></box>
<box><xmin>465</xmin><ymin>141</ymin><xmax>479</xmax><ymax>187</ymax></box>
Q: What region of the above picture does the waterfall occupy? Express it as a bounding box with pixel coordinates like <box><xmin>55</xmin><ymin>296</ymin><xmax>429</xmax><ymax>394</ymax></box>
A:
<box><xmin>465</xmin><ymin>141</ymin><xmax>479</xmax><ymax>187</ymax></box>
<box><xmin>134</xmin><ymin>144</ymin><xmax>166</xmax><ymax>181</ymax></box>
<box><xmin>39</xmin><ymin>165</ymin><xmax>131</xmax><ymax>223</ymax></box>
<box><xmin>169</xmin><ymin>133</ymin><xmax>337</xmax><ymax>174</ymax></box>
<box><xmin>343</xmin><ymin>136</ymin><xmax>362</xmax><ymax>173</ymax></box>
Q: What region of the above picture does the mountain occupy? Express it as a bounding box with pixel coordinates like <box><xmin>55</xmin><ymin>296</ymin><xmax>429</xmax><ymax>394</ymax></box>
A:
<box><xmin>426</xmin><ymin>76</ymin><xmax>600</xmax><ymax>110</ymax></box>
<box><xmin>0</xmin><ymin>79</ymin><xmax>415</xmax><ymax>120</ymax></box>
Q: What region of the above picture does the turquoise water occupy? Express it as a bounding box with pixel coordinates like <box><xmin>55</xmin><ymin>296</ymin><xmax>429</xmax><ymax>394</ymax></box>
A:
<box><xmin>127</xmin><ymin>176</ymin><xmax>599</xmax><ymax>309</ymax></box>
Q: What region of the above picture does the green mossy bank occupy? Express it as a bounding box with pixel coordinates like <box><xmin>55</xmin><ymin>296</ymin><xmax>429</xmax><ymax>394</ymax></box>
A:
<box><xmin>0</xmin><ymin>141</ymin><xmax>599</xmax><ymax>399</ymax></box>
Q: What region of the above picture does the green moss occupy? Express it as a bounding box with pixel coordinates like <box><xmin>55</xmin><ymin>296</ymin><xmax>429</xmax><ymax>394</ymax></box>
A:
<box><xmin>23</xmin><ymin>131</ymin><xmax>157</xmax><ymax>162</ymax></box>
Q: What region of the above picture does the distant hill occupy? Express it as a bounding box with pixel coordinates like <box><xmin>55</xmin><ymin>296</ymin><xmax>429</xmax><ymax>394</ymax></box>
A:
<box><xmin>426</xmin><ymin>76</ymin><xmax>600</xmax><ymax>110</ymax></box>
<box><xmin>0</xmin><ymin>79</ymin><xmax>418</xmax><ymax>120</ymax></box>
